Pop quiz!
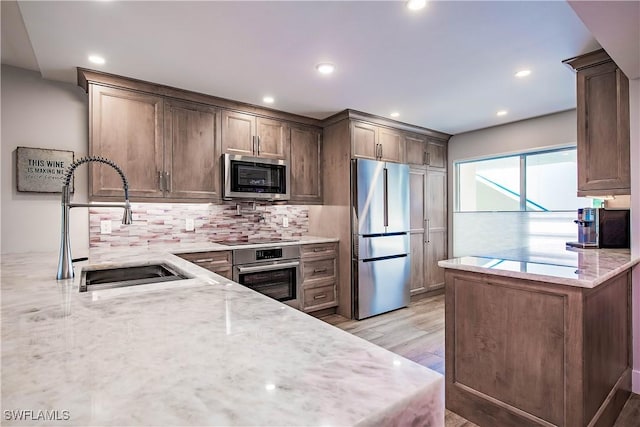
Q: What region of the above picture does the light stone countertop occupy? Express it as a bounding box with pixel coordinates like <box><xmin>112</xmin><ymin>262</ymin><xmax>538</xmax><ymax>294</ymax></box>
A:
<box><xmin>1</xmin><ymin>248</ymin><xmax>444</xmax><ymax>426</ymax></box>
<box><xmin>438</xmin><ymin>246</ymin><xmax>639</xmax><ymax>288</ymax></box>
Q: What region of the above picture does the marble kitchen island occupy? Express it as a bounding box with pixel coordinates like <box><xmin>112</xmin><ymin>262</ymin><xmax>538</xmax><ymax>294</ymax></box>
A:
<box><xmin>439</xmin><ymin>247</ymin><xmax>639</xmax><ymax>427</ymax></box>
<box><xmin>1</xmin><ymin>250</ymin><xmax>443</xmax><ymax>426</ymax></box>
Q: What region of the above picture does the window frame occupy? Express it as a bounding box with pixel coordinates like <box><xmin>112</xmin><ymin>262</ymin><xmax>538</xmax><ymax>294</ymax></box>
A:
<box><xmin>454</xmin><ymin>146</ymin><xmax>580</xmax><ymax>213</ymax></box>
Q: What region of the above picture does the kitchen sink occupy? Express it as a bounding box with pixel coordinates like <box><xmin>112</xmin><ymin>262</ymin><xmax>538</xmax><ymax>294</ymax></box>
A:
<box><xmin>79</xmin><ymin>264</ymin><xmax>189</xmax><ymax>292</ymax></box>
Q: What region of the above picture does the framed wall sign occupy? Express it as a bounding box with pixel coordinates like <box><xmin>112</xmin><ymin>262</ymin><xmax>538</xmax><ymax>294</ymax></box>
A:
<box><xmin>16</xmin><ymin>147</ymin><xmax>74</xmax><ymax>193</ymax></box>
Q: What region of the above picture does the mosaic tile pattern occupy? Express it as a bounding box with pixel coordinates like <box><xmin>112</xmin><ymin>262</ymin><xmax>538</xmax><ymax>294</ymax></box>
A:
<box><xmin>89</xmin><ymin>202</ymin><xmax>309</xmax><ymax>248</ymax></box>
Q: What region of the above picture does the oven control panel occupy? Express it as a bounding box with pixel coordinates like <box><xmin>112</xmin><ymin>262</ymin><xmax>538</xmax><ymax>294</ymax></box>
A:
<box><xmin>256</xmin><ymin>248</ymin><xmax>283</xmax><ymax>260</ymax></box>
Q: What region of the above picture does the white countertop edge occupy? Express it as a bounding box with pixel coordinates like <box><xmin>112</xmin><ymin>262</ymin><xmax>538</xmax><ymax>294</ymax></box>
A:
<box><xmin>439</xmin><ymin>255</ymin><xmax>640</xmax><ymax>288</ymax></box>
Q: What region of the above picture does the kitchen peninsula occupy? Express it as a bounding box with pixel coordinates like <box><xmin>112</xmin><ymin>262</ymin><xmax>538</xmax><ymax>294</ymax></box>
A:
<box><xmin>1</xmin><ymin>244</ymin><xmax>444</xmax><ymax>426</ymax></box>
<box><xmin>439</xmin><ymin>248</ymin><xmax>639</xmax><ymax>427</ymax></box>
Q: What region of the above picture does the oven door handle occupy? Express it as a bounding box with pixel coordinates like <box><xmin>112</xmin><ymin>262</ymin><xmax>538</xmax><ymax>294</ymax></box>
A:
<box><xmin>236</xmin><ymin>261</ymin><xmax>300</xmax><ymax>274</ymax></box>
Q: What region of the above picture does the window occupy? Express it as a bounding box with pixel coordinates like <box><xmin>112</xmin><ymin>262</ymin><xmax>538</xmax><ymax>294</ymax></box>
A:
<box><xmin>456</xmin><ymin>147</ymin><xmax>590</xmax><ymax>212</ymax></box>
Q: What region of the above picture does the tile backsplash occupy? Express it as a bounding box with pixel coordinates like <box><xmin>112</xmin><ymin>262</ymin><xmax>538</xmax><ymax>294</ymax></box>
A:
<box><xmin>89</xmin><ymin>202</ymin><xmax>309</xmax><ymax>249</ymax></box>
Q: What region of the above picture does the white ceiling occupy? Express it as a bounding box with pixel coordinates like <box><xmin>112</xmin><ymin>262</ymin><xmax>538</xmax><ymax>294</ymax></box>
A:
<box><xmin>2</xmin><ymin>0</ymin><xmax>629</xmax><ymax>135</ymax></box>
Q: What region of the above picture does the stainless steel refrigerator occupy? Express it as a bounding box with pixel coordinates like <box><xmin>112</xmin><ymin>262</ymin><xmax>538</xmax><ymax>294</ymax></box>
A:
<box><xmin>352</xmin><ymin>158</ymin><xmax>410</xmax><ymax>320</ymax></box>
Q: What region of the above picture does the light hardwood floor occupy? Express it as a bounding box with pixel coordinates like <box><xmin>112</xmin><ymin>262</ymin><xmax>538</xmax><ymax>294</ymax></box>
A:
<box><xmin>320</xmin><ymin>293</ymin><xmax>639</xmax><ymax>427</ymax></box>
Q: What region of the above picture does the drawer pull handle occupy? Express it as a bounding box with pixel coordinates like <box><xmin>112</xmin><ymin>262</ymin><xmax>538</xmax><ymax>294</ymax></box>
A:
<box><xmin>195</xmin><ymin>258</ymin><xmax>215</xmax><ymax>263</ymax></box>
<box><xmin>313</xmin><ymin>294</ymin><xmax>327</xmax><ymax>300</ymax></box>
<box><xmin>313</xmin><ymin>248</ymin><xmax>324</xmax><ymax>252</ymax></box>
<box><xmin>313</xmin><ymin>268</ymin><xmax>328</xmax><ymax>273</ymax></box>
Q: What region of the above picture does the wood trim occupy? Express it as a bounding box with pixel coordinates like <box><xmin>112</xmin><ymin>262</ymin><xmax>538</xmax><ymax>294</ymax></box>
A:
<box><xmin>306</xmin><ymin>306</ymin><xmax>337</xmax><ymax>318</ymax></box>
<box><xmin>409</xmin><ymin>286</ymin><xmax>444</xmax><ymax>302</ymax></box>
<box><xmin>563</xmin><ymin>49</ymin><xmax>612</xmax><ymax>72</ymax></box>
<box><xmin>321</xmin><ymin>109</ymin><xmax>451</xmax><ymax>140</ymax></box>
<box><xmin>78</xmin><ymin>68</ymin><xmax>323</xmax><ymax>127</ymax></box>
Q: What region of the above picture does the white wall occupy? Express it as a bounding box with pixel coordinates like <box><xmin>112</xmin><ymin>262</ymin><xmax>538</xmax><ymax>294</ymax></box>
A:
<box><xmin>1</xmin><ymin>65</ymin><xmax>90</xmax><ymax>256</ymax></box>
<box><xmin>630</xmin><ymin>78</ymin><xmax>640</xmax><ymax>393</ymax></box>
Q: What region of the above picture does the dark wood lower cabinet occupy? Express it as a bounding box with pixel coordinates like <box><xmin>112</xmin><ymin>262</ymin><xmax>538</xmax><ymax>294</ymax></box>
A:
<box><xmin>444</xmin><ymin>269</ymin><xmax>632</xmax><ymax>427</ymax></box>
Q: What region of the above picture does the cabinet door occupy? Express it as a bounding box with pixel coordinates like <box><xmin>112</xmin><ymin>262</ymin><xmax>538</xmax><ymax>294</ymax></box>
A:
<box><xmin>164</xmin><ymin>100</ymin><xmax>220</xmax><ymax>199</ymax></box>
<box><xmin>256</xmin><ymin>117</ymin><xmax>289</xmax><ymax>160</ymax></box>
<box><xmin>409</xmin><ymin>167</ymin><xmax>427</xmax><ymax>295</ymax></box>
<box><xmin>406</xmin><ymin>133</ymin><xmax>428</xmax><ymax>166</ymax></box>
<box><xmin>90</xmin><ymin>85</ymin><xmax>164</xmax><ymax>199</ymax></box>
<box><xmin>427</xmin><ymin>137</ymin><xmax>447</xmax><ymax>169</ymax></box>
<box><xmin>426</xmin><ymin>169</ymin><xmax>447</xmax><ymax>290</ymax></box>
<box><xmin>290</xmin><ymin>125</ymin><xmax>322</xmax><ymax>203</ymax></box>
<box><xmin>351</xmin><ymin>121</ymin><xmax>378</xmax><ymax>160</ymax></box>
<box><xmin>577</xmin><ymin>62</ymin><xmax>630</xmax><ymax>195</ymax></box>
<box><xmin>221</xmin><ymin>110</ymin><xmax>255</xmax><ymax>156</ymax></box>
<box><xmin>378</xmin><ymin>127</ymin><xmax>405</xmax><ymax>163</ymax></box>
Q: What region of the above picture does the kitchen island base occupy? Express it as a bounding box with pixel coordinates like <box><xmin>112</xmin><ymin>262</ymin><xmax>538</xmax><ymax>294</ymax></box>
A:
<box><xmin>444</xmin><ymin>269</ymin><xmax>631</xmax><ymax>427</ymax></box>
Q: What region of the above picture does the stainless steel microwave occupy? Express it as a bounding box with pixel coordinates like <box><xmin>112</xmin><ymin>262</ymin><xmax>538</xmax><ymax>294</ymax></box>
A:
<box><xmin>223</xmin><ymin>154</ymin><xmax>290</xmax><ymax>200</ymax></box>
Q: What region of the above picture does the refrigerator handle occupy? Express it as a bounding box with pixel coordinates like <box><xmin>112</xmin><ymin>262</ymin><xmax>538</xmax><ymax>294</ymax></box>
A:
<box><xmin>383</xmin><ymin>167</ymin><xmax>389</xmax><ymax>227</ymax></box>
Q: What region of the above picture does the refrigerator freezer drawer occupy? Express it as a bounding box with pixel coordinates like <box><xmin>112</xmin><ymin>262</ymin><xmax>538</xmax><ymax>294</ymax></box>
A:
<box><xmin>356</xmin><ymin>233</ymin><xmax>409</xmax><ymax>260</ymax></box>
<box><xmin>355</xmin><ymin>254</ymin><xmax>410</xmax><ymax>320</ymax></box>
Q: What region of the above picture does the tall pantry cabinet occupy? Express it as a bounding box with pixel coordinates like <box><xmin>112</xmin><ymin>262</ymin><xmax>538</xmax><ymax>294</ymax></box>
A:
<box><xmin>408</xmin><ymin>135</ymin><xmax>448</xmax><ymax>295</ymax></box>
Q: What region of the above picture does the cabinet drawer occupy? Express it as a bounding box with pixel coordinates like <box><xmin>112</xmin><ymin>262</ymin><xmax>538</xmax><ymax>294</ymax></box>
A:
<box><xmin>303</xmin><ymin>258</ymin><xmax>336</xmax><ymax>282</ymax></box>
<box><xmin>177</xmin><ymin>251</ymin><xmax>232</xmax><ymax>273</ymax></box>
<box><xmin>301</xmin><ymin>242</ymin><xmax>337</xmax><ymax>259</ymax></box>
<box><xmin>213</xmin><ymin>267</ymin><xmax>233</xmax><ymax>280</ymax></box>
<box><xmin>302</xmin><ymin>284</ymin><xmax>337</xmax><ymax>312</ymax></box>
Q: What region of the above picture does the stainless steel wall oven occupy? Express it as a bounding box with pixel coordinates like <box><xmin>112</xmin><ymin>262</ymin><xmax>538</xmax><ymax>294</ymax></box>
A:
<box><xmin>232</xmin><ymin>245</ymin><xmax>300</xmax><ymax>307</ymax></box>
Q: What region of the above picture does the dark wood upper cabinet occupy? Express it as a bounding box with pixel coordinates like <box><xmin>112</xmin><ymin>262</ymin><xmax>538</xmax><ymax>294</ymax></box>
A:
<box><xmin>164</xmin><ymin>99</ymin><xmax>220</xmax><ymax>199</ymax></box>
<box><xmin>351</xmin><ymin>121</ymin><xmax>378</xmax><ymax>160</ymax></box>
<box><xmin>352</xmin><ymin>121</ymin><xmax>406</xmax><ymax>163</ymax></box>
<box><xmin>90</xmin><ymin>85</ymin><xmax>222</xmax><ymax>202</ymax></box>
<box><xmin>222</xmin><ymin>111</ymin><xmax>289</xmax><ymax>160</ymax></box>
<box><xmin>378</xmin><ymin>127</ymin><xmax>405</xmax><ymax>163</ymax></box>
<box><xmin>89</xmin><ymin>85</ymin><xmax>164</xmax><ymax>199</ymax></box>
<box><xmin>405</xmin><ymin>133</ymin><xmax>428</xmax><ymax>166</ymax></box>
<box><xmin>564</xmin><ymin>49</ymin><xmax>630</xmax><ymax>196</ymax></box>
<box><xmin>426</xmin><ymin>137</ymin><xmax>447</xmax><ymax>170</ymax></box>
<box><xmin>255</xmin><ymin>117</ymin><xmax>288</xmax><ymax>159</ymax></box>
<box><xmin>290</xmin><ymin>125</ymin><xmax>322</xmax><ymax>204</ymax></box>
<box><xmin>221</xmin><ymin>110</ymin><xmax>255</xmax><ymax>157</ymax></box>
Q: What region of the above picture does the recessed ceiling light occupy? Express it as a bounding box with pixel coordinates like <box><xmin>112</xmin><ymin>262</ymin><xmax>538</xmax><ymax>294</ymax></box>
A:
<box><xmin>496</xmin><ymin>110</ymin><xmax>508</xmax><ymax>117</ymax></box>
<box><xmin>406</xmin><ymin>0</ymin><xmax>427</xmax><ymax>11</ymax></box>
<box><xmin>316</xmin><ymin>63</ymin><xmax>335</xmax><ymax>75</ymax></box>
<box><xmin>390</xmin><ymin>112</ymin><xmax>400</xmax><ymax>118</ymax></box>
<box><xmin>263</xmin><ymin>96</ymin><xmax>275</xmax><ymax>104</ymax></box>
<box><xmin>88</xmin><ymin>55</ymin><xmax>105</xmax><ymax>65</ymax></box>
<box><xmin>515</xmin><ymin>69</ymin><xmax>531</xmax><ymax>78</ymax></box>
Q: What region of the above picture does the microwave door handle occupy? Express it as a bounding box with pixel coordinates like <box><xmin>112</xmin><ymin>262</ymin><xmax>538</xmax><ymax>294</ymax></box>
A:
<box><xmin>236</xmin><ymin>261</ymin><xmax>299</xmax><ymax>274</ymax></box>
